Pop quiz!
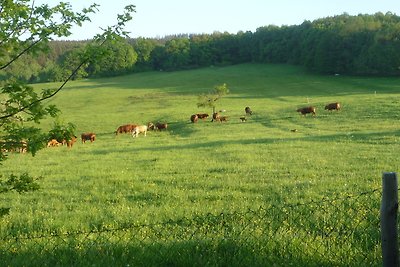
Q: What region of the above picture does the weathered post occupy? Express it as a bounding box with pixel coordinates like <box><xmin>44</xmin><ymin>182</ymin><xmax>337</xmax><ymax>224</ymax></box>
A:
<box><xmin>381</xmin><ymin>172</ymin><xmax>399</xmax><ymax>267</ymax></box>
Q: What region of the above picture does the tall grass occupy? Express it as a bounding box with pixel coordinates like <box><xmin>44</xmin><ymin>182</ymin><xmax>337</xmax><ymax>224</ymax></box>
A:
<box><xmin>0</xmin><ymin>63</ymin><xmax>398</xmax><ymax>265</ymax></box>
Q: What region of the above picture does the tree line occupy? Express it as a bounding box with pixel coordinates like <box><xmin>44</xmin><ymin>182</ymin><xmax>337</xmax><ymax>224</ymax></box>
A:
<box><xmin>2</xmin><ymin>12</ymin><xmax>400</xmax><ymax>83</ymax></box>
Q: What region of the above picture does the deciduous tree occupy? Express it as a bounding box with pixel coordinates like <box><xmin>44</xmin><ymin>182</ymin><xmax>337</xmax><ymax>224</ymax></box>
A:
<box><xmin>197</xmin><ymin>83</ymin><xmax>229</xmax><ymax>115</ymax></box>
<box><xmin>0</xmin><ymin>0</ymin><xmax>135</xmax><ymax>218</ymax></box>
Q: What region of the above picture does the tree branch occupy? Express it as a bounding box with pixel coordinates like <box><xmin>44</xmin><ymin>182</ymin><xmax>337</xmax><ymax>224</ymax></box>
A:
<box><xmin>0</xmin><ymin>38</ymin><xmax>42</xmax><ymax>71</ymax></box>
<box><xmin>0</xmin><ymin>39</ymin><xmax>106</xmax><ymax>121</ymax></box>
<box><xmin>0</xmin><ymin>0</ymin><xmax>36</xmax><ymax>47</ymax></box>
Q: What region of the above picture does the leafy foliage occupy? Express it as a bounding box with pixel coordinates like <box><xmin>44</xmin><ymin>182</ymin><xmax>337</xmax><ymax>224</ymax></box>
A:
<box><xmin>197</xmin><ymin>83</ymin><xmax>229</xmax><ymax>113</ymax></box>
<box><xmin>48</xmin><ymin>121</ymin><xmax>76</xmax><ymax>143</ymax></box>
<box><xmin>0</xmin><ymin>1</ymin><xmax>135</xmax><ymax>218</ymax></box>
<box><xmin>12</xmin><ymin>12</ymin><xmax>398</xmax><ymax>80</ymax></box>
<box><xmin>0</xmin><ymin>173</ymin><xmax>41</xmax><ymax>217</ymax></box>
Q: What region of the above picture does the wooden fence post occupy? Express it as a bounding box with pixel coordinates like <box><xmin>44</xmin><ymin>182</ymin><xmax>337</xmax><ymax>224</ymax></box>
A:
<box><xmin>381</xmin><ymin>172</ymin><xmax>399</xmax><ymax>267</ymax></box>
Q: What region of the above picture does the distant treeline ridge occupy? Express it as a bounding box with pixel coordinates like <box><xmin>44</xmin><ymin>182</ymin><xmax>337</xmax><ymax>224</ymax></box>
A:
<box><xmin>3</xmin><ymin>12</ymin><xmax>400</xmax><ymax>83</ymax></box>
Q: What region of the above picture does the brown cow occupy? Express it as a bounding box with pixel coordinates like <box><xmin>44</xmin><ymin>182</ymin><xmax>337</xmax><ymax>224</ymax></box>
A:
<box><xmin>81</xmin><ymin>132</ymin><xmax>96</xmax><ymax>143</ymax></box>
<box><xmin>211</xmin><ymin>112</ymin><xmax>220</xmax><ymax>122</ymax></box>
<box><xmin>297</xmin><ymin>106</ymin><xmax>316</xmax><ymax>116</ymax></box>
<box><xmin>245</xmin><ymin>106</ymin><xmax>253</xmax><ymax>115</ymax></box>
<box><xmin>115</xmin><ymin>124</ymin><xmax>137</xmax><ymax>135</ymax></box>
<box><xmin>66</xmin><ymin>136</ymin><xmax>77</xmax><ymax>148</ymax></box>
<box><xmin>190</xmin><ymin>114</ymin><xmax>198</xmax><ymax>123</ymax></box>
<box><xmin>325</xmin><ymin>102</ymin><xmax>341</xmax><ymax>111</ymax></box>
<box><xmin>212</xmin><ymin>112</ymin><xmax>228</xmax><ymax>122</ymax></box>
<box><xmin>219</xmin><ymin>116</ymin><xmax>228</xmax><ymax>122</ymax></box>
<box><xmin>155</xmin><ymin>122</ymin><xmax>168</xmax><ymax>130</ymax></box>
<box><xmin>196</xmin><ymin>113</ymin><xmax>209</xmax><ymax>120</ymax></box>
<box><xmin>47</xmin><ymin>139</ymin><xmax>61</xmax><ymax>147</ymax></box>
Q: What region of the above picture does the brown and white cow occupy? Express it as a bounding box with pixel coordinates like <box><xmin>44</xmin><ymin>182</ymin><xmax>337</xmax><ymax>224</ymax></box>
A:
<box><xmin>190</xmin><ymin>114</ymin><xmax>198</xmax><ymax>123</ymax></box>
<box><xmin>296</xmin><ymin>106</ymin><xmax>316</xmax><ymax>116</ymax></box>
<box><xmin>81</xmin><ymin>132</ymin><xmax>96</xmax><ymax>143</ymax></box>
<box><xmin>132</xmin><ymin>125</ymin><xmax>148</xmax><ymax>138</ymax></box>
<box><xmin>1</xmin><ymin>140</ymin><xmax>27</xmax><ymax>153</ymax></box>
<box><xmin>115</xmin><ymin>124</ymin><xmax>137</xmax><ymax>135</ymax></box>
<box><xmin>147</xmin><ymin>122</ymin><xmax>155</xmax><ymax>130</ymax></box>
<box><xmin>325</xmin><ymin>102</ymin><xmax>341</xmax><ymax>111</ymax></box>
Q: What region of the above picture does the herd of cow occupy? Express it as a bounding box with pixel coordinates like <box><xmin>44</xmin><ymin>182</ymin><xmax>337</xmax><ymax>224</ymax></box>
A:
<box><xmin>39</xmin><ymin>102</ymin><xmax>342</xmax><ymax>151</ymax></box>
<box><xmin>296</xmin><ymin>102</ymin><xmax>341</xmax><ymax>116</ymax></box>
<box><xmin>0</xmin><ymin>101</ymin><xmax>341</xmax><ymax>154</ymax></box>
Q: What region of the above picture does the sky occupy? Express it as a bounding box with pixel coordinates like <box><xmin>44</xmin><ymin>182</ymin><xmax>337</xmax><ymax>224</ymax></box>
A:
<box><xmin>35</xmin><ymin>0</ymin><xmax>400</xmax><ymax>40</ymax></box>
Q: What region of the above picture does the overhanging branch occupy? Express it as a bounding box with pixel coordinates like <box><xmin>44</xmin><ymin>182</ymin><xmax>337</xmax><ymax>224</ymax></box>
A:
<box><xmin>0</xmin><ymin>39</ymin><xmax>107</xmax><ymax>121</ymax></box>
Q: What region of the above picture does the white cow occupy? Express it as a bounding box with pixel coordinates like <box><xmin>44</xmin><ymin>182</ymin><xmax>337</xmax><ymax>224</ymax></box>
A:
<box><xmin>132</xmin><ymin>125</ymin><xmax>148</xmax><ymax>138</ymax></box>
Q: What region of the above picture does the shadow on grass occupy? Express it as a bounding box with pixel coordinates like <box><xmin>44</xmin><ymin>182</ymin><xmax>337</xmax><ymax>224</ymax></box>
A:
<box><xmin>88</xmin><ymin>129</ymin><xmax>400</xmax><ymax>156</ymax></box>
<box><xmin>1</xmin><ymin>239</ymin><xmax>336</xmax><ymax>267</ymax></box>
<box><xmin>166</xmin><ymin>120</ymin><xmax>197</xmax><ymax>138</ymax></box>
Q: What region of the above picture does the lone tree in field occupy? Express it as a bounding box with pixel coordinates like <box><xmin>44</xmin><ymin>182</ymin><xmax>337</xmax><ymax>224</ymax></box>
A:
<box><xmin>0</xmin><ymin>0</ymin><xmax>135</xmax><ymax>218</ymax></box>
<box><xmin>197</xmin><ymin>83</ymin><xmax>230</xmax><ymax>115</ymax></box>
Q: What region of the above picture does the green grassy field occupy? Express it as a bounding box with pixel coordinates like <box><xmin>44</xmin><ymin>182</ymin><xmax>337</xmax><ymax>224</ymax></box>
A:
<box><xmin>1</xmin><ymin>63</ymin><xmax>399</xmax><ymax>265</ymax></box>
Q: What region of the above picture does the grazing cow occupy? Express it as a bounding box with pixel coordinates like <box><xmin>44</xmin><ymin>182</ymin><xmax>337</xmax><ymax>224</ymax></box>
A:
<box><xmin>81</xmin><ymin>132</ymin><xmax>96</xmax><ymax>143</ymax></box>
<box><xmin>132</xmin><ymin>125</ymin><xmax>147</xmax><ymax>138</ymax></box>
<box><xmin>325</xmin><ymin>102</ymin><xmax>341</xmax><ymax>111</ymax></box>
<box><xmin>155</xmin><ymin>122</ymin><xmax>168</xmax><ymax>130</ymax></box>
<box><xmin>19</xmin><ymin>140</ymin><xmax>27</xmax><ymax>153</ymax></box>
<box><xmin>245</xmin><ymin>106</ymin><xmax>253</xmax><ymax>115</ymax></box>
<box><xmin>211</xmin><ymin>112</ymin><xmax>220</xmax><ymax>122</ymax></box>
<box><xmin>219</xmin><ymin>116</ymin><xmax>228</xmax><ymax>122</ymax></box>
<box><xmin>297</xmin><ymin>106</ymin><xmax>316</xmax><ymax>116</ymax></box>
<box><xmin>196</xmin><ymin>113</ymin><xmax>209</xmax><ymax>120</ymax></box>
<box><xmin>240</xmin><ymin>117</ymin><xmax>247</xmax><ymax>122</ymax></box>
<box><xmin>47</xmin><ymin>139</ymin><xmax>61</xmax><ymax>147</ymax></box>
<box><xmin>66</xmin><ymin>136</ymin><xmax>77</xmax><ymax>148</ymax></box>
<box><xmin>115</xmin><ymin>124</ymin><xmax>137</xmax><ymax>135</ymax></box>
<box><xmin>147</xmin><ymin>122</ymin><xmax>155</xmax><ymax>130</ymax></box>
<box><xmin>1</xmin><ymin>140</ymin><xmax>27</xmax><ymax>153</ymax></box>
<box><xmin>190</xmin><ymin>114</ymin><xmax>198</xmax><ymax>123</ymax></box>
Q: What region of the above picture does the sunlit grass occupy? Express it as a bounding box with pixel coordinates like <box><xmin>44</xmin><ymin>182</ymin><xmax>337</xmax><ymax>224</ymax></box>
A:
<box><xmin>0</xmin><ymin>63</ymin><xmax>398</xmax><ymax>265</ymax></box>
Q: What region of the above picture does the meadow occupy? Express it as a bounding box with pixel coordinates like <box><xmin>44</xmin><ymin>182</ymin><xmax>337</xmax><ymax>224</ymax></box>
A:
<box><xmin>1</xmin><ymin>63</ymin><xmax>399</xmax><ymax>265</ymax></box>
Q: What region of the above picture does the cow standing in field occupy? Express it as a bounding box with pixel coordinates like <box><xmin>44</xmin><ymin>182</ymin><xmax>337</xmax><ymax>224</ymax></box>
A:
<box><xmin>219</xmin><ymin>116</ymin><xmax>228</xmax><ymax>122</ymax></box>
<box><xmin>211</xmin><ymin>112</ymin><xmax>220</xmax><ymax>122</ymax></box>
<box><xmin>325</xmin><ymin>102</ymin><xmax>341</xmax><ymax>111</ymax></box>
<box><xmin>297</xmin><ymin>106</ymin><xmax>316</xmax><ymax>116</ymax></box>
<box><xmin>132</xmin><ymin>125</ymin><xmax>148</xmax><ymax>138</ymax></box>
<box><xmin>155</xmin><ymin>122</ymin><xmax>168</xmax><ymax>130</ymax></box>
<box><xmin>211</xmin><ymin>112</ymin><xmax>228</xmax><ymax>122</ymax></box>
<box><xmin>81</xmin><ymin>132</ymin><xmax>96</xmax><ymax>143</ymax></box>
<box><xmin>196</xmin><ymin>113</ymin><xmax>209</xmax><ymax>120</ymax></box>
<box><xmin>115</xmin><ymin>124</ymin><xmax>137</xmax><ymax>135</ymax></box>
<box><xmin>147</xmin><ymin>122</ymin><xmax>155</xmax><ymax>130</ymax></box>
<box><xmin>1</xmin><ymin>140</ymin><xmax>28</xmax><ymax>153</ymax></box>
<box><xmin>66</xmin><ymin>136</ymin><xmax>77</xmax><ymax>148</ymax></box>
<box><xmin>245</xmin><ymin>106</ymin><xmax>253</xmax><ymax>115</ymax></box>
<box><xmin>190</xmin><ymin>114</ymin><xmax>198</xmax><ymax>123</ymax></box>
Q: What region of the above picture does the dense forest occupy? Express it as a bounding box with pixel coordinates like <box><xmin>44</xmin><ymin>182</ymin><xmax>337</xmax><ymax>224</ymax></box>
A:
<box><xmin>2</xmin><ymin>12</ymin><xmax>400</xmax><ymax>83</ymax></box>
